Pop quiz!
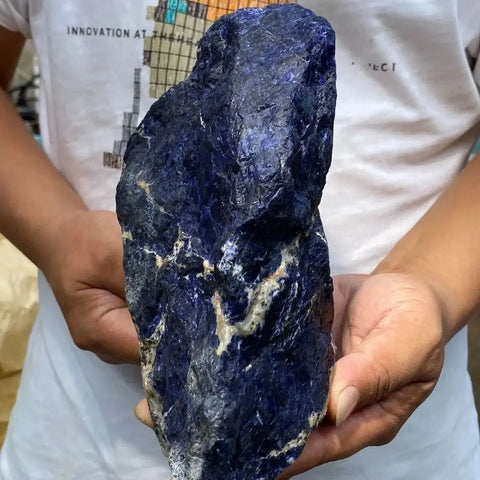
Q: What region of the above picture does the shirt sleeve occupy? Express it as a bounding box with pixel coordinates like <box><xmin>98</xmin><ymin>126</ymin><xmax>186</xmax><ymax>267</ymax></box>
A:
<box><xmin>0</xmin><ymin>0</ymin><xmax>31</xmax><ymax>38</ymax></box>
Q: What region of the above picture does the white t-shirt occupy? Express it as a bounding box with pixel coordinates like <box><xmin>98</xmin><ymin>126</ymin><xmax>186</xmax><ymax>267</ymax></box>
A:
<box><xmin>1</xmin><ymin>1</ymin><xmax>480</xmax><ymax>479</ymax></box>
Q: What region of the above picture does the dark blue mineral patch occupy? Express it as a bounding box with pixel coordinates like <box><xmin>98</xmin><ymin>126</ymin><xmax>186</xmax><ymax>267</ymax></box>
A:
<box><xmin>116</xmin><ymin>4</ymin><xmax>336</xmax><ymax>480</ymax></box>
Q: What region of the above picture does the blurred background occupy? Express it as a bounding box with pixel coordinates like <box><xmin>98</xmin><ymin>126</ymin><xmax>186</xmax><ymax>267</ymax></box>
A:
<box><xmin>1</xmin><ymin>42</ymin><xmax>480</xmax><ymax>447</ymax></box>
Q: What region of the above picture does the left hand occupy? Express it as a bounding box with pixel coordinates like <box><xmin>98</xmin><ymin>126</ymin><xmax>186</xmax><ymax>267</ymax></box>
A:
<box><xmin>277</xmin><ymin>272</ymin><xmax>446</xmax><ymax>478</ymax></box>
<box><xmin>45</xmin><ymin>210</ymin><xmax>140</xmax><ymax>364</ymax></box>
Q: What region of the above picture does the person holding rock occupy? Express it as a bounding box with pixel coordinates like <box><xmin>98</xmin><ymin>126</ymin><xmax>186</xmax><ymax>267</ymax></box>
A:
<box><xmin>0</xmin><ymin>1</ymin><xmax>479</xmax><ymax>479</ymax></box>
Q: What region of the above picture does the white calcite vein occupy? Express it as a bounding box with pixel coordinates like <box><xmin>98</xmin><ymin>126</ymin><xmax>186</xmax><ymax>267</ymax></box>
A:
<box><xmin>214</xmin><ymin>237</ymin><xmax>299</xmax><ymax>356</ymax></box>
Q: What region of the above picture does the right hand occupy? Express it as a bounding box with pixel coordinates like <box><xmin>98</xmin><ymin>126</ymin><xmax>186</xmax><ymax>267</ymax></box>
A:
<box><xmin>44</xmin><ymin>209</ymin><xmax>140</xmax><ymax>364</ymax></box>
<box><xmin>277</xmin><ymin>272</ymin><xmax>445</xmax><ymax>479</ymax></box>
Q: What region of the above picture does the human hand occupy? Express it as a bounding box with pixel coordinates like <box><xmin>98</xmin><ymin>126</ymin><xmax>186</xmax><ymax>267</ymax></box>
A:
<box><xmin>277</xmin><ymin>272</ymin><xmax>446</xmax><ymax>478</ymax></box>
<box><xmin>44</xmin><ymin>210</ymin><xmax>140</xmax><ymax>364</ymax></box>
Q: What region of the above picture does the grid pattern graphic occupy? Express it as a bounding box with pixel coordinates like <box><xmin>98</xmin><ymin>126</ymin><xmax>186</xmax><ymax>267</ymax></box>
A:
<box><xmin>104</xmin><ymin>1</ymin><xmax>296</xmax><ymax>169</ymax></box>
<box><xmin>103</xmin><ymin>68</ymin><xmax>141</xmax><ymax>169</ymax></box>
<box><xmin>144</xmin><ymin>0</ymin><xmax>297</xmax><ymax>98</ymax></box>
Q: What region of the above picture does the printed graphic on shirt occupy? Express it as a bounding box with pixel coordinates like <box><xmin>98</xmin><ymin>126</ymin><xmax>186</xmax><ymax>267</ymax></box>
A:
<box><xmin>104</xmin><ymin>0</ymin><xmax>296</xmax><ymax>169</ymax></box>
<box><xmin>103</xmin><ymin>69</ymin><xmax>141</xmax><ymax>169</ymax></box>
<box><xmin>144</xmin><ymin>0</ymin><xmax>295</xmax><ymax>97</ymax></box>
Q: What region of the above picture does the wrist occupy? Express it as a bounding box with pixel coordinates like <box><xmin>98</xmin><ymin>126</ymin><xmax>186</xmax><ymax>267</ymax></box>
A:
<box><xmin>37</xmin><ymin>206</ymin><xmax>89</xmax><ymax>279</ymax></box>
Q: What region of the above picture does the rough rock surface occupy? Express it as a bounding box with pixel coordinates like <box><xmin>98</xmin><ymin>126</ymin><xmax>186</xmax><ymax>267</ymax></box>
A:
<box><xmin>116</xmin><ymin>4</ymin><xmax>336</xmax><ymax>480</ymax></box>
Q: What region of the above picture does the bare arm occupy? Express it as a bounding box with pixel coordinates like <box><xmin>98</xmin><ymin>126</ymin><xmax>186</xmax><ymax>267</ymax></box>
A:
<box><xmin>376</xmin><ymin>153</ymin><xmax>480</xmax><ymax>338</ymax></box>
<box><xmin>0</xmin><ymin>27</ymin><xmax>87</xmax><ymax>271</ymax></box>
<box><xmin>0</xmin><ymin>26</ymin><xmax>138</xmax><ymax>363</ymax></box>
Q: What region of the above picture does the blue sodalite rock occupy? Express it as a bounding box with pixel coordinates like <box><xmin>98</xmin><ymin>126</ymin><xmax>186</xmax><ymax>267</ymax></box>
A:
<box><xmin>116</xmin><ymin>4</ymin><xmax>336</xmax><ymax>479</ymax></box>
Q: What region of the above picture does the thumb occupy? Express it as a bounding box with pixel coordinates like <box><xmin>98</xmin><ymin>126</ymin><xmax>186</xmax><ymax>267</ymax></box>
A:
<box><xmin>328</xmin><ymin>322</ymin><xmax>428</xmax><ymax>426</ymax></box>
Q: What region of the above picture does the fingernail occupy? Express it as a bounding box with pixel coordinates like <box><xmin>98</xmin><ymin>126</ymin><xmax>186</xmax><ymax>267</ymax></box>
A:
<box><xmin>336</xmin><ymin>385</ymin><xmax>359</xmax><ymax>426</ymax></box>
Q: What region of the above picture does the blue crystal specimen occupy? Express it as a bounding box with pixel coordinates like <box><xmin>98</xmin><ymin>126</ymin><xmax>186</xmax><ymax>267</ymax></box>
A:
<box><xmin>116</xmin><ymin>4</ymin><xmax>336</xmax><ymax>479</ymax></box>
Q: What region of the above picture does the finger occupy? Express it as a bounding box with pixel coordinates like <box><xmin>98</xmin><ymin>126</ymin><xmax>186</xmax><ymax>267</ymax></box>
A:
<box><xmin>93</xmin><ymin>306</ymin><xmax>140</xmax><ymax>363</ymax></box>
<box><xmin>277</xmin><ymin>381</ymin><xmax>431</xmax><ymax>479</ymax></box>
<box><xmin>93</xmin><ymin>212</ymin><xmax>127</xmax><ymax>300</ymax></box>
<box><xmin>69</xmin><ymin>290</ymin><xmax>140</xmax><ymax>364</ymax></box>
<box><xmin>331</xmin><ymin>274</ymin><xmax>366</xmax><ymax>354</ymax></box>
<box><xmin>135</xmin><ymin>398</ymin><xmax>154</xmax><ymax>428</ymax></box>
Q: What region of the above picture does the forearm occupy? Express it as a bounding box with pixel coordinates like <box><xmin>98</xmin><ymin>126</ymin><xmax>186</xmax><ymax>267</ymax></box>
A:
<box><xmin>0</xmin><ymin>88</ymin><xmax>87</xmax><ymax>272</ymax></box>
<box><xmin>375</xmin><ymin>153</ymin><xmax>480</xmax><ymax>340</ymax></box>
